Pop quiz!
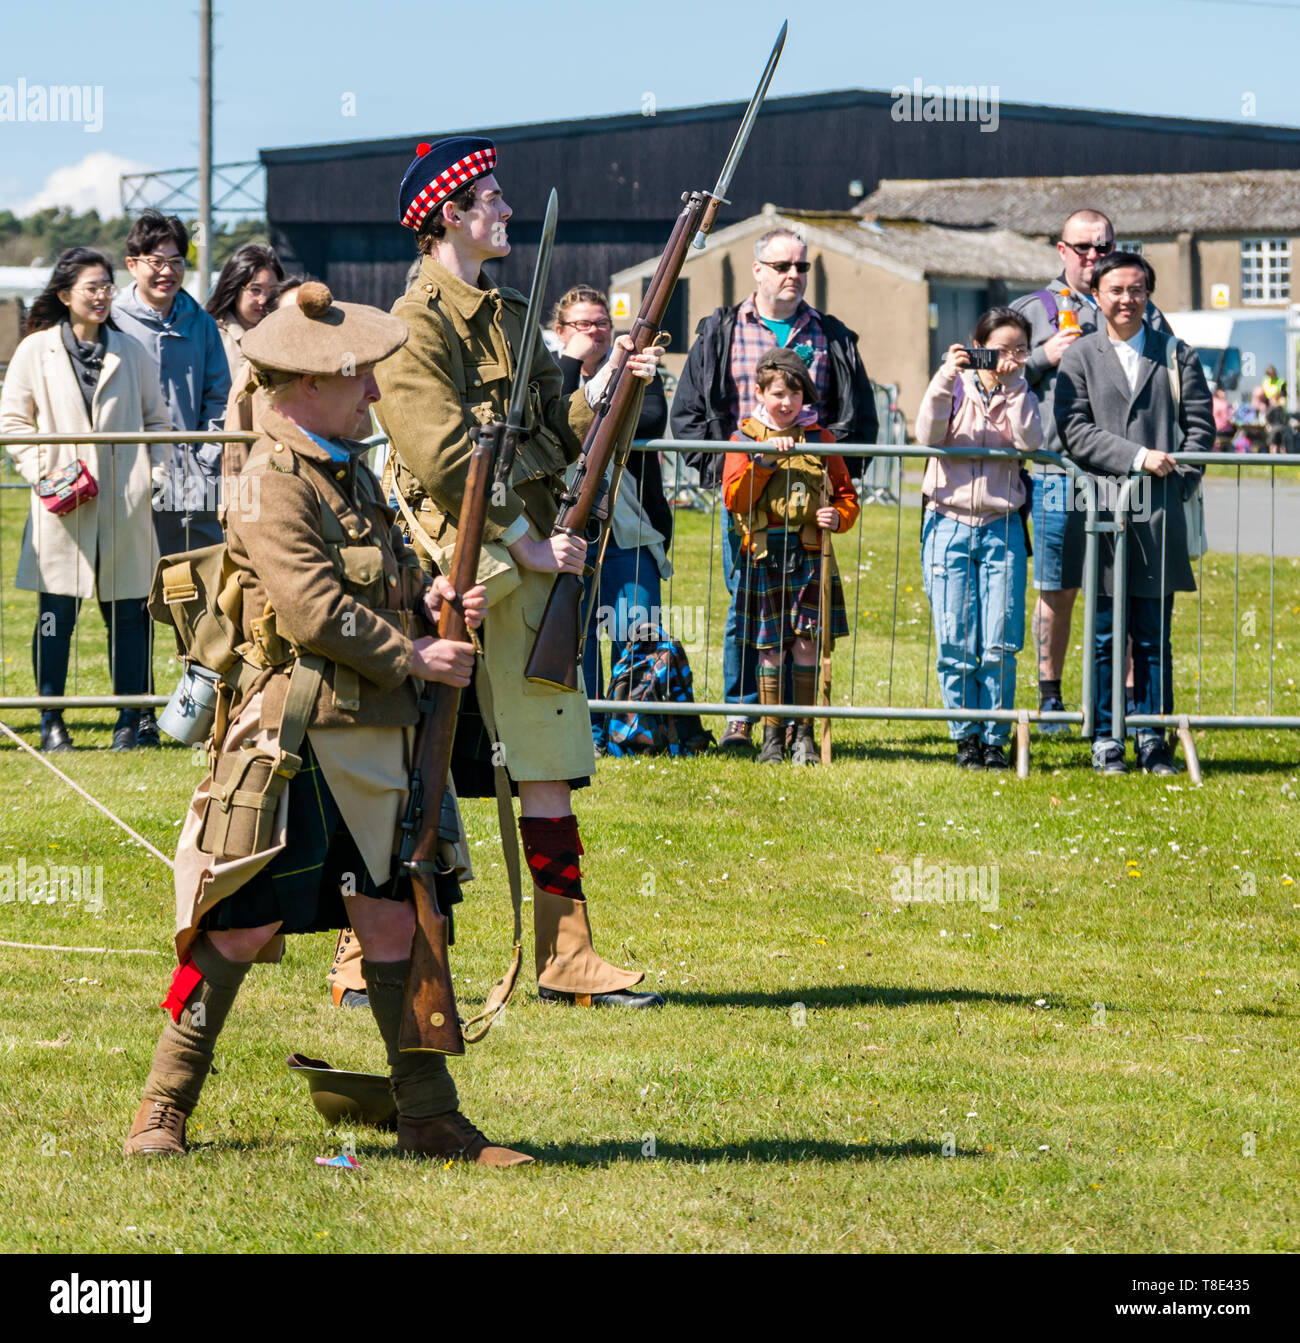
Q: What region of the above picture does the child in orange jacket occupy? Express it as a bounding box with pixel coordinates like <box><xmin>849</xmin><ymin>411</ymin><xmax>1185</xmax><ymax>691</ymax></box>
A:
<box><xmin>722</xmin><ymin>347</ymin><xmax>859</xmax><ymax>765</ymax></box>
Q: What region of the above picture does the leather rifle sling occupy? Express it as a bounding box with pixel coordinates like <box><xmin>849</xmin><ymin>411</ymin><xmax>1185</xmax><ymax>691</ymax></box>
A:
<box><xmin>461</xmin><ymin>656</ymin><xmax>525</xmax><ymax>1043</ymax></box>
<box><xmin>385</xmin><ymin>471</ymin><xmax>522</xmax><ymax>1041</ymax></box>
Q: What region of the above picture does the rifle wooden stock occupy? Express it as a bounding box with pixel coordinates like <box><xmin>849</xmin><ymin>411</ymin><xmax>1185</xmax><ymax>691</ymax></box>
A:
<box><xmin>524</xmin><ymin>196</ymin><xmax>705</xmax><ymax>689</ymax></box>
<box><xmin>398</xmin><ymin>438</ymin><xmax>494</xmax><ymax>1055</ymax></box>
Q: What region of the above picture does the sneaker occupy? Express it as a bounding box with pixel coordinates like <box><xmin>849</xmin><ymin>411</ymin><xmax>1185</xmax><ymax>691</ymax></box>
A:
<box><xmin>982</xmin><ymin>742</ymin><xmax>1010</xmax><ymax>770</ymax></box>
<box><xmin>718</xmin><ymin>719</ymin><xmax>755</xmax><ymax>756</ymax></box>
<box><xmin>1136</xmin><ymin>735</ymin><xmax>1179</xmax><ymax>776</ymax></box>
<box><xmin>1037</xmin><ymin>695</ymin><xmax>1071</xmax><ymax>737</ymax></box>
<box><xmin>1092</xmin><ymin>740</ymin><xmax>1128</xmax><ymax>774</ymax></box>
<box><xmin>955</xmin><ymin>734</ymin><xmax>985</xmax><ymax>769</ymax></box>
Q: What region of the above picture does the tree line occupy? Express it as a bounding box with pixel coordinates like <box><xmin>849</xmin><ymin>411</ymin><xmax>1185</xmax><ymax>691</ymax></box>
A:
<box><xmin>0</xmin><ymin>208</ymin><xmax>269</xmax><ymax>271</ymax></box>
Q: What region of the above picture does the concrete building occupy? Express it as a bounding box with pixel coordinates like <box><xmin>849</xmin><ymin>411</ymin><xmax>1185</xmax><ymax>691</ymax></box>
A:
<box><xmin>859</xmin><ymin>171</ymin><xmax>1300</xmax><ymax>312</ymax></box>
<box><xmin>610</xmin><ymin>206</ymin><xmax>1057</xmax><ymax>430</ymax></box>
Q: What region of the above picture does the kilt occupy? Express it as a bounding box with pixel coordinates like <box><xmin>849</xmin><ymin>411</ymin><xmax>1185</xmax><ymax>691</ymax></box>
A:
<box><xmin>736</xmin><ymin>529</ymin><xmax>850</xmax><ymax>650</ymax></box>
<box><xmin>203</xmin><ymin>738</ymin><xmax>404</xmax><ymax>934</ymax></box>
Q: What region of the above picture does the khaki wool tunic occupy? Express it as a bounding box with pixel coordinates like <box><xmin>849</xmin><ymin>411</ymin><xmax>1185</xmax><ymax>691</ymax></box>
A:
<box><xmin>171</xmin><ymin>406</ymin><xmax>470</xmax><ymax>963</ymax></box>
<box><xmin>375</xmin><ymin>256</ymin><xmax>598</xmax><ymax>783</ymax></box>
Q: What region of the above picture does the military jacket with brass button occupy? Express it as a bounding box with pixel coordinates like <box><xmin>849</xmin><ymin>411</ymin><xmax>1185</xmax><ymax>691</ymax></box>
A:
<box><xmin>225</xmin><ymin>404</ymin><xmax>432</xmax><ymax>729</ymax></box>
<box><xmin>374</xmin><ymin>256</ymin><xmax>595</xmax><ymax>544</ymax></box>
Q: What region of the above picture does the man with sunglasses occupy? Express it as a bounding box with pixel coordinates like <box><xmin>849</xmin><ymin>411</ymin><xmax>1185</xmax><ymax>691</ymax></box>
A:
<box><xmin>113</xmin><ymin>209</ymin><xmax>231</xmax><ymax>560</ymax></box>
<box><xmin>671</xmin><ymin>227</ymin><xmax>876</xmax><ymax>755</ymax></box>
<box><xmin>1012</xmin><ymin>210</ymin><xmax>1169</xmax><ymax>737</ymax></box>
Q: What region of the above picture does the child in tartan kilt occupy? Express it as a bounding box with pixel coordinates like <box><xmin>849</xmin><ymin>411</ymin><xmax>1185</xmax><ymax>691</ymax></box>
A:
<box><xmin>723</xmin><ymin>347</ymin><xmax>859</xmax><ymax>765</ymax></box>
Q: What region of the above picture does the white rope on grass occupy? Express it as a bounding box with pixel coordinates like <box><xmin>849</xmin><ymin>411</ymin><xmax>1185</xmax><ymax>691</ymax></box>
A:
<box><xmin>0</xmin><ymin>939</ymin><xmax>159</xmax><ymax>955</ymax></box>
<box><xmin>0</xmin><ymin>719</ymin><xmax>175</xmax><ymax>870</ymax></box>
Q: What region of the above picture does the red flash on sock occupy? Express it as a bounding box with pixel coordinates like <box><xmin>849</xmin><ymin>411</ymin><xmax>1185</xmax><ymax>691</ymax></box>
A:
<box><xmin>519</xmin><ymin>815</ymin><xmax>585</xmax><ymax>900</ymax></box>
<box><xmin>161</xmin><ymin>956</ymin><xmax>203</xmax><ymax>1023</ymax></box>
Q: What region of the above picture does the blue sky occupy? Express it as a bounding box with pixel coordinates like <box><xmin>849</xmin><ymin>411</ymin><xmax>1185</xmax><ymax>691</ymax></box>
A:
<box><xmin>0</xmin><ymin>0</ymin><xmax>1294</xmax><ymax>216</ymax></box>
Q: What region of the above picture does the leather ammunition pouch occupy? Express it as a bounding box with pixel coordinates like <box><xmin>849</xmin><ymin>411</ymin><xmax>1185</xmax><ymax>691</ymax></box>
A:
<box><xmin>197</xmin><ymin>653</ymin><xmax>324</xmax><ymax>862</ymax></box>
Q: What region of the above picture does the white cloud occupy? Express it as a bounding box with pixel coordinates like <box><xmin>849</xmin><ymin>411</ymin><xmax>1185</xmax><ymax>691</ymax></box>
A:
<box><xmin>14</xmin><ymin>152</ymin><xmax>153</xmax><ymax>218</ymax></box>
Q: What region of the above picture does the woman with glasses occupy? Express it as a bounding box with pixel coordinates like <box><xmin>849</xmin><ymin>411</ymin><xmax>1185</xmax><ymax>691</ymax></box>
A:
<box><xmin>0</xmin><ymin>247</ymin><xmax>172</xmax><ymax>752</ymax></box>
<box><xmin>551</xmin><ymin>284</ymin><xmax>673</xmax><ymax>754</ymax></box>
<box><xmin>204</xmin><ymin>243</ymin><xmax>285</xmax><ymax>379</ymax></box>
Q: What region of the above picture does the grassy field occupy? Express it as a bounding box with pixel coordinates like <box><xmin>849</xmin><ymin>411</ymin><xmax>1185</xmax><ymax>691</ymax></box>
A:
<box><xmin>0</xmin><ymin>480</ymin><xmax>1297</xmax><ymax>1253</ymax></box>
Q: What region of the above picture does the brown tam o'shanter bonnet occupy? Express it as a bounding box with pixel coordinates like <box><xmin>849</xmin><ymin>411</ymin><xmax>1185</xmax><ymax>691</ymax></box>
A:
<box><xmin>240</xmin><ymin>280</ymin><xmax>408</xmax><ymax>376</ymax></box>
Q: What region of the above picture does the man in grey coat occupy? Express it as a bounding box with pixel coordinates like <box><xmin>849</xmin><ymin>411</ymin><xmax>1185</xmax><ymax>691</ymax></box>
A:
<box><xmin>1013</xmin><ymin>209</ymin><xmax>1170</xmax><ymax>734</ymax></box>
<box><xmin>112</xmin><ymin>209</ymin><xmax>230</xmax><ymax>557</ymax></box>
<box><xmin>1054</xmin><ymin>252</ymin><xmax>1213</xmax><ymax>775</ymax></box>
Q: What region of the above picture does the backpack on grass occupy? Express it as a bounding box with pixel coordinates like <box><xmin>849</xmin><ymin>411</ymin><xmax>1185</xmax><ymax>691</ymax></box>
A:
<box><xmin>604</xmin><ymin>624</ymin><xmax>715</xmax><ymax>758</ymax></box>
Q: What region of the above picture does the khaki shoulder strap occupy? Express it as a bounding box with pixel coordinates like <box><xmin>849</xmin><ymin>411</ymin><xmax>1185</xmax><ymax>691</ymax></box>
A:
<box><xmin>460</xmin><ymin>660</ymin><xmax>524</xmax><ymax>1044</ymax></box>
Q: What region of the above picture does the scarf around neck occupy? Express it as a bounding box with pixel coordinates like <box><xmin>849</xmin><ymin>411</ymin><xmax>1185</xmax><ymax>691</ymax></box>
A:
<box><xmin>60</xmin><ymin>320</ymin><xmax>106</xmax><ymax>414</ymax></box>
<box><xmin>752</xmin><ymin>401</ymin><xmax>820</xmax><ymax>433</ymax></box>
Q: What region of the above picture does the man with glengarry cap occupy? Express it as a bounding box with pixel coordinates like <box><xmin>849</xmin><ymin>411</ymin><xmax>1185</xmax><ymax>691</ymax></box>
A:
<box><xmin>355</xmin><ymin>136</ymin><xmax>666</xmax><ymax>1011</ymax></box>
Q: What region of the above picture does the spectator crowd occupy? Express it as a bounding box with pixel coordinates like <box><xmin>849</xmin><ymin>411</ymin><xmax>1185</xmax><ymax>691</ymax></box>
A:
<box><xmin>0</xmin><ymin>205</ymin><xmax>1234</xmax><ymax>775</ymax></box>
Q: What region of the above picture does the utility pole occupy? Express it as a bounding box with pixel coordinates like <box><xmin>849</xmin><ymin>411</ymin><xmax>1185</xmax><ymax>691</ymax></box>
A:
<box><xmin>197</xmin><ymin>0</ymin><xmax>213</xmax><ymax>299</ymax></box>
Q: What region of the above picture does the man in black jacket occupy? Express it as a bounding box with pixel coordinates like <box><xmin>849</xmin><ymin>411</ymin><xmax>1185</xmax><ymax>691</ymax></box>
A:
<box><xmin>669</xmin><ymin>227</ymin><xmax>876</xmax><ymax>752</ymax></box>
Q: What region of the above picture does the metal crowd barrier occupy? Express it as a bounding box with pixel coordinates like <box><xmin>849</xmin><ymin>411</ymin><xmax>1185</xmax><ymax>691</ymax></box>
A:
<box><xmin>584</xmin><ymin>439</ymin><xmax>1098</xmax><ymax>776</ymax></box>
<box><xmin>1109</xmin><ymin>452</ymin><xmax>1300</xmax><ymax>782</ymax></box>
<box><xmin>0</xmin><ymin>430</ymin><xmax>256</xmax><ymax>712</ymax></box>
<box><xmin>3</xmin><ymin>429</ymin><xmax>1297</xmax><ymax>780</ymax></box>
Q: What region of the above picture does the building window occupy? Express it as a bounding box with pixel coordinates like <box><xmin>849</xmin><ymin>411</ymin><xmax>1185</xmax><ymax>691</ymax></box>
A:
<box><xmin>1117</xmin><ymin>240</ymin><xmax>1143</xmax><ymax>255</ymax></box>
<box><xmin>1241</xmin><ymin>238</ymin><xmax>1290</xmax><ymax>303</ymax></box>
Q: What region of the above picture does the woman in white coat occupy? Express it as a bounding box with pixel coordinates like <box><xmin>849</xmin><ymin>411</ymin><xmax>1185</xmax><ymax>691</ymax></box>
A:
<box><xmin>0</xmin><ymin>247</ymin><xmax>172</xmax><ymax>751</ymax></box>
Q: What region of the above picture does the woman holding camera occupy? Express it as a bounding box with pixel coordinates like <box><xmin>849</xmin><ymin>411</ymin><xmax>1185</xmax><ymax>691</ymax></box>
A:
<box><xmin>914</xmin><ymin>308</ymin><xmax>1042</xmax><ymax>770</ymax></box>
<box><xmin>0</xmin><ymin>247</ymin><xmax>172</xmax><ymax>752</ymax></box>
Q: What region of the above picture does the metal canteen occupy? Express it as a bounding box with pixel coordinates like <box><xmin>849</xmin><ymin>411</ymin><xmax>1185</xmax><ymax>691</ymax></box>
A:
<box><xmin>158</xmin><ymin>663</ymin><xmax>221</xmax><ymax>745</ymax></box>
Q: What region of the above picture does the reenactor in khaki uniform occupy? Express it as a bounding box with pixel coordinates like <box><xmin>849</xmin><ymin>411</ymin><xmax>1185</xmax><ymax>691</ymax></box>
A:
<box><xmin>328</xmin><ymin>136</ymin><xmax>664</xmax><ymax>1010</ymax></box>
<box><xmin>124</xmin><ymin>282</ymin><xmax>531</xmax><ymax>1166</ymax></box>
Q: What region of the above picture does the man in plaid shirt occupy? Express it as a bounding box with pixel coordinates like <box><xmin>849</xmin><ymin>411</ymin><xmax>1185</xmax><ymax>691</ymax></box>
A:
<box><xmin>671</xmin><ymin>227</ymin><xmax>877</xmax><ymax>753</ymax></box>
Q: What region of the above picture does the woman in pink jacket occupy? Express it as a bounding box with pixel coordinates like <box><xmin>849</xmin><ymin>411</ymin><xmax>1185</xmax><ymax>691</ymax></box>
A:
<box><xmin>915</xmin><ymin>308</ymin><xmax>1042</xmax><ymax>770</ymax></box>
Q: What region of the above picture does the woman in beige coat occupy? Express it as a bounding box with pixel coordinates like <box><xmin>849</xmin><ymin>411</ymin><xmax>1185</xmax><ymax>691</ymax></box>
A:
<box><xmin>0</xmin><ymin>247</ymin><xmax>172</xmax><ymax>752</ymax></box>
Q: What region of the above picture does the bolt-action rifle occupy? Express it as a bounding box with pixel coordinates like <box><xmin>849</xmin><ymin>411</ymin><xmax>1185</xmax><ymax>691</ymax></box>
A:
<box><xmin>524</xmin><ymin>23</ymin><xmax>788</xmax><ymax>690</ymax></box>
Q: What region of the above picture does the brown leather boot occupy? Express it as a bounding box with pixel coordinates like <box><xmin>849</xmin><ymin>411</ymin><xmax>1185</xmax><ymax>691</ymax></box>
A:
<box><xmin>123</xmin><ymin>1098</ymin><xmax>189</xmax><ymax>1156</ymax></box>
<box><xmin>533</xmin><ymin>888</ymin><xmax>652</xmax><ymax>998</ymax></box>
<box><xmin>397</xmin><ymin>1111</ymin><xmax>534</xmax><ymax>1167</ymax></box>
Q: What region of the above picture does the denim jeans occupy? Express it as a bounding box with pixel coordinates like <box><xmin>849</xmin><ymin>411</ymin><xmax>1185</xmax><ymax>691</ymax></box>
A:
<box><xmin>34</xmin><ymin>591</ymin><xmax>149</xmax><ymax>727</ymax></box>
<box><xmin>921</xmin><ymin>510</ymin><xmax>1027</xmax><ymax>744</ymax></box>
<box><xmin>1092</xmin><ymin>591</ymin><xmax>1174</xmax><ymax>743</ymax></box>
<box><xmin>581</xmin><ymin>542</ymin><xmax>662</xmax><ymax>749</ymax></box>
